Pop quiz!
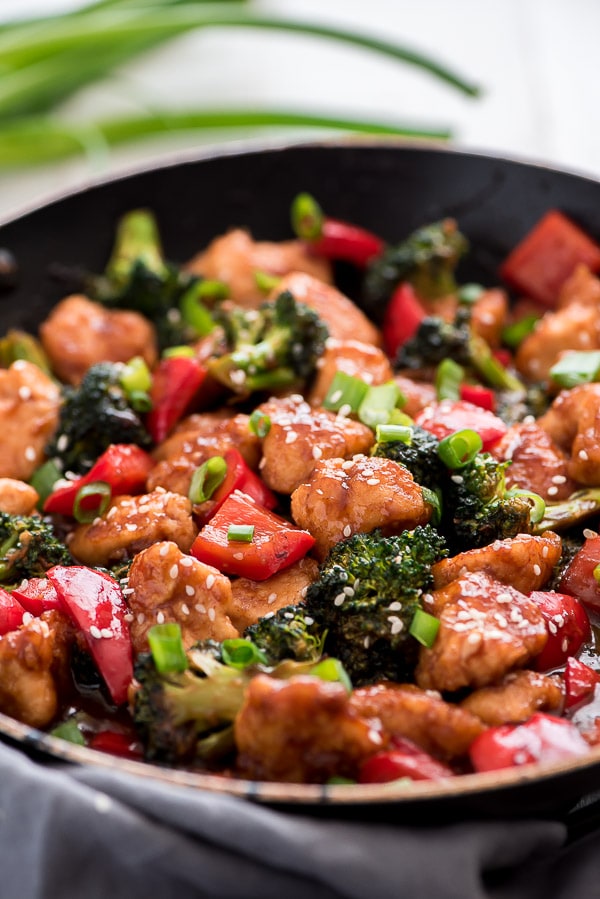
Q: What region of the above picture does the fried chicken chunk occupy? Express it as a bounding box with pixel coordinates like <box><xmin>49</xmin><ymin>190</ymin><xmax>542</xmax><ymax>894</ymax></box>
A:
<box><xmin>350</xmin><ymin>683</ymin><xmax>484</xmax><ymax>761</ymax></box>
<box><xmin>0</xmin><ymin>479</ymin><xmax>39</xmax><ymax>515</ymax></box>
<box><xmin>127</xmin><ymin>541</ymin><xmax>238</xmax><ymax>653</ymax></box>
<box><xmin>39</xmin><ymin>294</ymin><xmax>158</xmax><ymax>385</ymax></box>
<box><xmin>235</xmin><ymin>674</ymin><xmax>383</xmax><ymax>783</ymax></box>
<box><xmin>307</xmin><ymin>338</ymin><xmax>393</xmax><ymax>407</ymax></box>
<box><xmin>491</xmin><ymin>422</ymin><xmax>576</xmax><ymax>501</ymax></box>
<box><xmin>538</xmin><ymin>383</ymin><xmax>600</xmax><ymax>485</ymax></box>
<box><xmin>0</xmin><ymin>361</ymin><xmax>61</xmax><ymax>481</ymax></box>
<box><xmin>416</xmin><ymin>572</ymin><xmax>548</xmax><ymax>693</ymax></box>
<box><xmin>227</xmin><ymin>557</ymin><xmax>319</xmax><ymax>632</ymax></box>
<box><xmin>461</xmin><ymin>670</ymin><xmax>563</xmax><ymax>726</ymax></box>
<box><xmin>291</xmin><ymin>454</ymin><xmax>431</xmax><ymax>560</ymax></box>
<box><xmin>257</xmin><ymin>395</ymin><xmax>374</xmax><ymax>495</ymax></box>
<box><xmin>68</xmin><ymin>489</ymin><xmax>198</xmax><ymax>567</ymax></box>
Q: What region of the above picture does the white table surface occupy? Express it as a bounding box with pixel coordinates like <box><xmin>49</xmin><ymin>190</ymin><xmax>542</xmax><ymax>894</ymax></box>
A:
<box><xmin>0</xmin><ymin>0</ymin><xmax>599</xmax><ymax>219</ymax></box>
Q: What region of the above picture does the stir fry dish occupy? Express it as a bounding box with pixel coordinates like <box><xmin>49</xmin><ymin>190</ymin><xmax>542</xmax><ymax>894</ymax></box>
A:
<box><xmin>1</xmin><ymin>196</ymin><xmax>600</xmax><ymax>787</ymax></box>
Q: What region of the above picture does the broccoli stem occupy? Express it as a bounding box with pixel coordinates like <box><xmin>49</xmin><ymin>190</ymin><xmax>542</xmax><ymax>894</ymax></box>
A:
<box><xmin>105</xmin><ymin>209</ymin><xmax>167</xmax><ymax>287</ymax></box>
<box><xmin>469</xmin><ymin>333</ymin><xmax>525</xmax><ymax>394</ymax></box>
<box><xmin>534</xmin><ymin>489</ymin><xmax>600</xmax><ymax>533</ymax></box>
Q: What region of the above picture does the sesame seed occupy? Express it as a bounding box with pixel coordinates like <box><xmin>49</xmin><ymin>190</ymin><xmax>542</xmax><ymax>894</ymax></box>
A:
<box><xmin>342</xmin><ymin>460</ymin><xmax>354</xmax><ymax>471</ymax></box>
<box><xmin>312</xmin><ymin>446</ymin><xmax>323</xmax><ymax>460</ymax></box>
<box><xmin>338</xmin><ymin>403</ymin><xmax>352</xmax><ymax>418</ymax></box>
<box><xmin>552</xmin><ymin>474</ymin><xmax>567</xmax><ymax>484</ymax></box>
<box><xmin>533</xmin><ymin>564</ymin><xmax>541</xmax><ymax>576</ymax></box>
<box><xmin>159</xmin><ymin>544</ymin><xmax>170</xmax><ymax>557</ymax></box>
<box><xmin>451</xmin><ymin>474</ymin><xmax>464</xmax><ymax>484</ymax></box>
<box><xmin>156</xmin><ymin>611</ymin><xmax>165</xmax><ymax>624</ymax></box>
<box><xmin>107</xmin><ymin>507</ymin><xmax>117</xmax><ymax>519</ymax></box>
<box><xmin>180</xmin><ymin>557</ymin><xmax>193</xmax><ymax>567</ymax></box>
<box><xmin>24</xmin><ymin>446</ymin><xmax>36</xmax><ymax>462</ymax></box>
<box><xmin>17</xmin><ymin>385</ymin><xmax>31</xmax><ymax>401</ymax></box>
<box><xmin>230</xmin><ymin>370</ymin><xmax>247</xmax><ymax>386</ymax></box>
<box><xmin>206</xmin><ymin>574</ymin><xmax>215</xmax><ymax>589</ymax></box>
<box><xmin>100</xmin><ymin>628</ymin><xmax>113</xmax><ymax>639</ymax></box>
<box><xmin>329</xmin><ymin>389</ymin><xmax>343</xmax><ymax>404</ymax></box>
<box><xmin>22</xmin><ymin>612</ymin><xmax>33</xmax><ymax>625</ymax></box>
<box><xmin>89</xmin><ymin>625</ymin><xmax>102</xmax><ymax>639</ymax></box>
<box><xmin>496</xmin><ymin>592</ymin><xmax>513</xmax><ymax>604</ymax></box>
<box><xmin>542</xmin><ymin>546</ymin><xmax>549</xmax><ymax>558</ymax></box>
<box><xmin>208</xmin><ymin>608</ymin><xmax>216</xmax><ymax>621</ymax></box>
<box><xmin>579</xmin><ymin>449</ymin><xmax>589</xmax><ymax>461</ymax></box>
<box><xmin>233</xmin><ymin>552</ymin><xmax>244</xmax><ymax>560</ymax></box>
<box><xmin>387</xmin><ymin>616</ymin><xmax>404</xmax><ymax>635</ymax></box>
<box><xmin>466</xmin><ymin>632</ymin><xmax>482</xmax><ymax>645</ymax></box>
<box><xmin>268</xmin><ymin>592</ymin><xmax>278</xmax><ymax>604</ymax></box>
<box><xmin>122</xmin><ymin>587</ymin><xmax>134</xmax><ymax>596</ymax></box>
<box><xmin>195</xmin><ymin>603</ymin><xmax>206</xmax><ymax>614</ymax></box>
<box><xmin>367</xmin><ymin>478</ymin><xmax>380</xmax><ymax>486</ymax></box>
<box><xmin>363</xmin><ymin>636</ymin><xmax>371</xmax><ymax>649</ymax></box>
<box><xmin>547</xmin><ymin>486</ymin><xmax>559</xmax><ymax>497</ymax></box>
<box><xmin>285</xmin><ymin>430</ymin><xmax>298</xmax><ymax>444</ymax></box>
<box><xmin>125</xmin><ymin>523</ymin><xmax>137</xmax><ymax>531</ymax></box>
<box><xmin>123</xmin><ymin>613</ymin><xmax>134</xmax><ymax>623</ymax></box>
<box><xmin>137</xmin><ymin>613</ymin><xmax>146</xmax><ymax>624</ymax></box>
<box><xmin>169</xmin><ymin>564</ymin><xmax>178</xmax><ymax>579</ymax></box>
<box><xmin>343</xmin><ymin>586</ymin><xmax>355</xmax><ymax>596</ymax></box>
<box><xmin>56</xmin><ymin>434</ymin><xmax>69</xmax><ymax>452</ymax></box>
<box><xmin>181</xmin><ymin>604</ymin><xmax>190</xmax><ymax>616</ymax></box>
<box><xmin>562</xmin><ymin>637</ymin><xmax>569</xmax><ymax>652</ymax></box>
<box><xmin>343</xmin><ymin>524</ymin><xmax>352</xmax><ymax>537</ymax></box>
<box><xmin>387</xmin><ymin>601</ymin><xmax>403</xmax><ymax>611</ymax></box>
<box><xmin>334</xmin><ymin>593</ymin><xmax>346</xmax><ymax>606</ymax></box>
<box><xmin>185</xmin><ymin>585</ymin><xmax>195</xmax><ymax>597</ymax></box>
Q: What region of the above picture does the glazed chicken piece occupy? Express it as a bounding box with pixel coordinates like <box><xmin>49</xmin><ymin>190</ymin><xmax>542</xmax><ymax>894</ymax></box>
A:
<box><xmin>235</xmin><ymin>674</ymin><xmax>383</xmax><ymax>783</ymax></box>
<box><xmin>431</xmin><ymin>532</ymin><xmax>562</xmax><ymax>594</ymax></box>
<box><xmin>350</xmin><ymin>683</ymin><xmax>484</xmax><ymax>761</ymax></box>
<box><xmin>515</xmin><ymin>302</ymin><xmax>600</xmax><ymax>382</ymax></box>
<box><xmin>39</xmin><ymin>295</ymin><xmax>158</xmax><ymax>385</ymax></box>
<box><xmin>307</xmin><ymin>338</ymin><xmax>394</xmax><ymax>406</ymax></box>
<box><xmin>470</xmin><ymin>288</ymin><xmax>509</xmax><ymax>348</ymax></box>
<box><xmin>538</xmin><ymin>383</ymin><xmax>600</xmax><ymax>485</ymax></box>
<box><xmin>556</xmin><ymin>264</ymin><xmax>600</xmax><ymax>309</ymax></box>
<box><xmin>0</xmin><ymin>360</ymin><xmax>61</xmax><ymax>482</ymax></box>
<box><xmin>393</xmin><ymin>375</ymin><xmax>437</xmax><ymax>418</ymax></box>
<box><xmin>153</xmin><ymin>412</ymin><xmax>260</xmax><ymax>467</ymax></box>
<box><xmin>491</xmin><ymin>421</ymin><xmax>576</xmax><ymax>501</ymax></box>
<box><xmin>257</xmin><ymin>395</ymin><xmax>374</xmax><ymax>495</ymax></box>
<box><xmin>415</xmin><ymin>572</ymin><xmax>548</xmax><ymax>693</ymax></box>
<box><xmin>271</xmin><ymin>272</ymin><xmax>382</xmax><ymax>346</ymax></box>
<box><xmin>0</xmin><ymin>611</ymin><xmax>73</xmax><ymax>729</ymax></box>
<box><xmin>227</xmin><ymin>557</ymin><xmax>319</xmax><ymax>632</ymax></box>
<box><xmin>291</xmin><ymin>454</ymin><xmax>431</xmax><ymax>560</ymax></box>
<box><xmin>127</xmin><ymin>541</ymin><xmax>238</xmax><ymax>653</ymax></box>
<box><xmin>0</xmin><ymin>479</ymin><xmax>39</xmax><ymax>515</ymax></box>
<box><xmin>461</xmin><ymin>670</ymin><xmax>563</xmax><ymax>726</ymax></box>
<box><xmin>185</xmin><ymin>229</ymin><xmax>332</xmax><ymax>309</ymax></box>
<box><xmin>68</xmin><ymin>489</ymin><xmax>198</xmax><ymax>567</ymax></box>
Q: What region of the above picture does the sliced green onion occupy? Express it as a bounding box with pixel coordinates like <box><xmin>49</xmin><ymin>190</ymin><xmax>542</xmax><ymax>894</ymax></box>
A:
<box><xmin>148</xmin><ymin>622</ymin><xmax>189</xmax><ymax>675</ymax></box>
<box><xmin>435</xmin><ymin>358</ymin><xmax>464</xmax><ymax>401</ymax></box>
<box><xmin>501</xmin><ymin>314</ymin><xmax>539</xmax><ymax>349</ymax></box>
<box><xmin>73</xmin><ymin>481</ymin><xmax>112</xmax><ymax>523</ymax></box>
<box><xmin>179</xmin><ymin>282</ymin><xmax>218</xmax><ymax>336</ymax></box>
<box><xmin>51</xmin><ymin>719</ymin><xmax>86</xmax><ymax>746</ymax></box>
<box><xmin>457</xmin><ymin>283</ymin><xmax>485</xmax><ymax>304</ymax></box>
<box><xmin>196</xmin><ymin>279</ymin><xmax>230</xmax><ymax>304</ymax></box>
<box><xmin>437</xmin><ymin>429</ymin><xmax>483</xmax><ymax>469</ymax></box>
<box><xmin>188</xmin><ymin>456</ymin><xmax>227</xmax><ymax>504</ymax></box>
<box><xmin>162</xmin><ymin>345</ymin><xmax>196</xmax><ymax>359</ymax></box>
<box><xmin>227</xmin><ymin>524</ymin><xmax>255</xmax><ymax>543</ymax></box>
<box><xmin>291</xmin><ymin>192</ymin><xmax>324</xmax><ymax>241</ymax></box>
<box><xmin>409</xmin><ymin>608</ymin><xmax>440</xmax><ymax>648</ymax></box>
<box><xmin>421</xmin><ymin>486</ymin><xmax>442</xmax><ymax>526</ymax></box>
<box><xmin>127</xmin><ymin>389</ymin><xmax>153</xmax><ymax>413</ymax></box>
<box><xmin>310</xmin><ymin>657</ymin><xmax>352</xmax><ymax>693</ymax></box>
<box><xmin>221</xmin><ymin>638</ymin><xmax>268</xmax><ymax>670</ymax></box>
<box><xmin>323</xmin><ymin>371</ymin><xmax>369</xmax><ymax>413</ymax></box>
<box><xmin>120</xmin><ymin>355</ymin><xmax>152</xmax><ymax>394</ymax></box>
<box><xmin>387</xmin><ymin>408</ymin><xmax>413</xmax><ymax>427</ymax></box>
<box><xmin>550</xmin><ymin>351</ymin><xmax>600</xmax><ymax>388</ymax></box>
<box><xmin>375</xmin><ymin>423</ymin><xmax>413</xmax><ymax>445</ymax></box>
<box><xmin>254</xmin><ymin>270</ymin><xmax>281</xmax><ymax>294</ymax></box>
<box><xmin>249</xmin><ymin>410</ymin><xmax>272</xmax><ymax>438</ymax></box>
<box><xmin>506</xmin><ymin>488</ymin><xmax>546</xmax><ymax>525</ymax></box>
<box><xmin>358</xmin><ymin>381</ymin><xmax>401</xmax><ymax>429</ymax></box>
<box><xmin>29</xmin><ymin>459</ymin><xmax>62</xmax><ymax>506</ymax></box>
<box><xmin>593</xmin><ymin>563</ymin><xmax>600</xmax><ymax>584</ymax></box>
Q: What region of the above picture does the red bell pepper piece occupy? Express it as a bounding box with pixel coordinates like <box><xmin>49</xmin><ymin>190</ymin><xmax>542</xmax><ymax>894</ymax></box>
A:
<box><xmin>0</xmin><ymin>588</ymin><xmax>24</xmax><ymax>634</ymax></box>
<box><xmin>44</xmin><ymin>443</ymin><xmax>154</xmax><ymax>517</ymax></box>
<box><xmin>469</xmin><ymin>712</ymin><xmax>589</xmax><ymax>773</ymax></box>
<box><xmin>382</xmin><ymin>282</ymin><xmax>426</xmax><ymax>359</ymax></box>
<box><xmin>11</xmin><ymin>577</ymin><xmax>61</xmax><ymax>616</ymax></box>
<box><xmin>89</xmin><ymin>729</ymin><xmax>144</xmax><ymax>760</ymax></box>
<box><xmin>529</xmin><ymin>590</ymin><xmax>591</xmax><ymax>671</ymax></box>
<box><xmin>414</xmin><ymin>399</ymin><xmax>507</xmax><ymax>451</ymax></box>
<box><xmin>565</xmin><ymin>657</ymin><xmax>600</xmax><ymax>709</ymax></box>
<box><xmin>210</xmin><ymin>448</ymin><xmax>277</xmax><ymax>512</ymax></box>
<box><xmin>459</xmin><ymin>383</ymin><xmax>496</xmax><ymax>412</ymax></box>
<box><xmin>146</xmin><ymin>355</ymin><xmax>207</xmax><ymax>444</ymax></box>
<box><xmin>559</xmin><ymin>533</ymin><xmax>600</xmax><ymax>612</ymax></box>
<box><xmin>500</xmin><ymin>210</ymin><xmax>600</xmax><ymax>307</ymax></box>
<box><xmin>359</xmin><ymin>736</ymin><xmax>454</xmax><ymax>783</ymax></box>
<box><xmin>310</xmin><ymin>218</ymin><xmax>385</xmax><ymax>268</ymax></box>
<box><xmin>190</xmin><ymin>490</ymin><xmax>315</xmax><ymax>580</ymax></box>
<box><xmin>47</xmin><ymin>566</ymin><xmax>133</xmax><ymax>706</ymax></box>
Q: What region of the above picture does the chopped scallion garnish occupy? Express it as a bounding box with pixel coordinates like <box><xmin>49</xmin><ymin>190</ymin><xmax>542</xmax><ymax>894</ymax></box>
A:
<box><xmin>375</xmin><ymin>423</ymin><xmax>413</xmax><ymax>444</ymax></box>
<box><xmin>29</xmin><ymin>459</ymin><xmax>62</xmax><ymax>506</ymax></box>
<box><xmin>254</xmin><ymin>270</ymin><xmax>281</xmax><ymax>294</ymax></box>
<box><xmin>127</xmin><ymin>389</ymin><xmax>153</xmax><ymax>413</ymax></box>
<box><xmin>51</xmin><ymin>719</ymin><xmax>85</xmax><ymax>746</ymax></box>
<box><xmin>188</xmin><ymin>456</ymin><xmax>227</xmax><ymax>504</ymax></box>
<box><xmin>73</xmin><ymin>481</ymin><xmax>112</xmax><ymax>523</ymax></box>
<box><xmin>120</xmin><ymin>355</ymin><xmax>152</xmax><ymax>395</ymax></box>
<box><xmin>179</xmin><ymin>282</ymin><xmax>218</xmax><ymax>336</ymax></box>
<box><xmin>221</xmin><ymin>638</ymin><xmax>267</xmax><ymax>670</ymax></box>
<box><xmin>437</xmin><ymin>429</ymin><xmax>483</xmax><ymax>469</ymax></box>
<box><xmin>593</xmin><ymin>563</ymin><xmax>600</xmax><ymax>584</ymax></box>
<box><xmin>310</xmin><ymin>657</ymin><xmax>352</xmax><ymax>693</ymax></box>
<box><xmin>506</xmin><ymin>488</ymin><xmax>546</xmax><ymax>525</ymax></box>
<box><xmin>162</xmin><ymin>345</ymin><xmax>196</xmax><ymax>359</ymax></box>
<box><xmin>249</xmin><ymin>410</ymin><xmax>272</xmax><ymax>438</ymax></box>
<box><xmin>457</xmin><ymin>283</ymin><xmax>485</xmax><ymax>304</ymax></box>
<box><xmin>323</xmin><ymin>371</ymin><xmax>369</xmax><ymax>413</ymax></box>
<box><xmin>358</xmin><ymin>380</ymin><xmax>401</xmax><ymax>428</ymax></box>
<box><xmin>409</xmin><ymin>608</ymin><xmax>440</xmax><ymax>648</ymax></box>
<box><xmin>435</xmin><ymin>358</ymin><xmax>464</xmax><ymax>401</ymax></box>
<box><xmin>501</xmin><ymin>314</ymin><xmax>539</xmax><ymax>349</ymax></box>
<box><xmin>550</xmin><ymin>350</ymin><xmax>600</xmax><ymax>388</ymax></box>
<box><xmin>227</xmin><ymin>524</ymin><xmax>255</xmax><ymax>543</ymax></box>
<box><xmin>291</xmin><ymin>192</ymin><xmax>324</xmax><ymax>241</ymax></box>
<box><xmin>148</xmin><ymin>623</ymin><xmax>189</xmax><ymax>675</ymax></box>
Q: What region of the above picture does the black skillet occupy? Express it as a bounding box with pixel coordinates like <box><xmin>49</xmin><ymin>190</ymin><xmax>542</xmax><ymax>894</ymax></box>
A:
<box><xmin>1</xmin><ymin>140</ymin><xmax>600</xmax><ymax>820</ymax></box>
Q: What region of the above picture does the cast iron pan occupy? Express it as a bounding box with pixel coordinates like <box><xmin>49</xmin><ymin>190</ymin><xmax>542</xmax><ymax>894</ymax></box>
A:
<box><xmin>1</xmin><ymin>140</ymin><xmax>600</xmax><ymax>820</ymax></box>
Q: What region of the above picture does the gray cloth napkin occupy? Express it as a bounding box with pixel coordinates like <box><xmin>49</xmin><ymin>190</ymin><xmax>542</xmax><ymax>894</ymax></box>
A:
<box><xmin>0</xmin><ymin>739</ymin><xmax>595</xmax><ymax>899</ymax></box>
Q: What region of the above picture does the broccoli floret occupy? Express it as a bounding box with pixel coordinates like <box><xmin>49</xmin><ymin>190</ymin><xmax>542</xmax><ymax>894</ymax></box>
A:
<box><xmin>363</xmin><ymin>218</ymin><xmax>468</xmax><ymax>318</ymax></box>
<box><xmin>132</xmin><ymin>649</ymin><xmax>249</xmax><ymax>764</ymax></box>
<box><xmin>0</xmin><ymin>512</ymin><xmax>71</xmax><ymax>583</ymax></box>
<box><xmin>372</xmin><ymin>426</ymin><xmax>444</xmax><ymax>491</ymax></box>
<box><xmin>494</xmin><ymin>384</ymin><xmax>550</xmax><ymax>426</ymax></box>
<box><xmin>396</xmin><ymin>308</ymin><xmax>525</xmax><ymax>393</ymax></box>
<box><xmin>303</xmin><ymin>526</ymin><xmax>448</xmax><ymax>686</ymax></box>
<box><xmin>47</xmin><ymin>361</ymin><xmax>152</xmax><ymax>475</ymax></box>
<box><xmin>244</xmin><ymin>604</ymin><xmax>325</xmax><ymax>665</ymax></box>
<box><xmin>445</xmin><ymin>453</ymin><xmax>532</xmax><ymax>551</ymax></box>
<box><xmin>86</xmin><ymin>209</ymin><xmax>198</xmax><ymax>350</ymax></box>
<box><xmin>207</xmin><ymin>290</ymin><xmax>328</xmax><ymax>395</ymax></box>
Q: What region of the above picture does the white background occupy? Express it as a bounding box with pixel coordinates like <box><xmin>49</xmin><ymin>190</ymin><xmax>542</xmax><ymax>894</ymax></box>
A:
<box><xmin>0</xmin><ymin>0</ymin><xmax>599</xmax><ymax>218</ymax></box>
